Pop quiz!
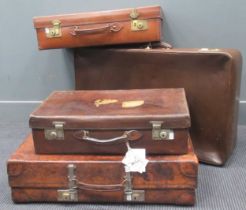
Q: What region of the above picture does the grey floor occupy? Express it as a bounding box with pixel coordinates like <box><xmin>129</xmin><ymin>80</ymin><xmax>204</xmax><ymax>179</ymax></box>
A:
<box><xmin>1</xmin><ymin>122</ymin><xmax>246</xmax><ymax>210</ymax></box>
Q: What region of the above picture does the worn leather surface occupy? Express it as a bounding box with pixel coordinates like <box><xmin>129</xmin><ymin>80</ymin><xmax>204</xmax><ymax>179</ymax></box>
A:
<box><xmin>11</xmin><ymin>188</ymin><xmax>195</xmax><ymax>205</ymax></box>
<box><xmin>7</xmin><ymin>134</ymin><xmax>198</xmax><ymax>205</ymax></box>
<box><xmin>74</xmin><ymin>46</ymin><xmax>242</xmax><ymax>165</ymax></box>
<box><xmin>33</xmin><ymin>6</ymin><xmax>162</xmax><ymax>49</ymax></box>
<box><xmin>30</xmin><ymin>89</ymin><xmax>190</xmax><ymax>155</ymax></box>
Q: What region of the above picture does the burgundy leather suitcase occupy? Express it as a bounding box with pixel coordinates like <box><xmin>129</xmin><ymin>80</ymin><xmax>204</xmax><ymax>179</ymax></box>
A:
<box><xmin>29</xmin><ymin>88</ymin><xmax>190</xmax><ymax>155</ymax></box>
<box><xmin>33</xmin><ymin>6</ymin><xmax>163</xmax><ymax>49</ymax></box>
<box><xmin>7</xmin><ymin>134</ymin><xmax>198</xmax><ymax>205</ymax></box>
<box><xmin>74</xmin><ymin>45</ymin><xmax>242</xmax><ymax>165</ymax></box>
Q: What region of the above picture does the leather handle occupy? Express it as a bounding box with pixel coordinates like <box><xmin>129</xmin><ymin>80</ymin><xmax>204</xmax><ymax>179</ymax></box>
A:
<box><xmin>77</xmin><ymin>180</ymin><xmax>125</xmax><ymax>192</ymax></box>
<box><xmin>70</xmin><ymin>23</ymin><xmax>122</xmax><ymax>36</ymax></box>
<box><xmin>73</xmin><ymin>130</ymin><xmax>142</xmax><ymax>144</ymax></box>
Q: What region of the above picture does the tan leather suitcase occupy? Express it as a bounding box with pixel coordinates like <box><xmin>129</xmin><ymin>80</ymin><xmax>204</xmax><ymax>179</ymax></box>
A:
<box><xmin>74</xmin><ymin>45</ymin><xmax>242</xmax><ymax>165</ymax></box>
<box><xmin>33</xmin><ymin>6</ymin><xmax>163</xmax><ymax>49</ymax></box>
<box><xmin>29</xmin><ymin>88</ymin><xmax>190</xmax><ymax>155</ymax></box>
<box><xmin>7</xmin><ymin>134</ymin><xmax>198</xmax><ymax>205</ymax></box>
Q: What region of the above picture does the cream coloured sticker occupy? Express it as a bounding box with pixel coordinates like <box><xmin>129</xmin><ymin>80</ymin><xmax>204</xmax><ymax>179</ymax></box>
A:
<box><xmin>122</xmin><ymin>148</ymin><xmax>149</xmax><ymax>173</ymax></box>
<box><xmin>122</xmin><ymin>100</ymin><xmax>144</xmax><ymax>108</ymax></box>
<box><xmin>94</xmin><ymin>99</ymin><xmax>118</xmax><ymax>107</ymax></box>
<box><xmin>94</xmin><ymin>99</ymin><xmax>144</xmax><ymax>108</ymax></box>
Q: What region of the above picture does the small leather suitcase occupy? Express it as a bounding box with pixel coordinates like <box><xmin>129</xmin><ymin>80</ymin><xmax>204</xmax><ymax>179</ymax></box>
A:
<box><xmin>7</xmin><ymin>134</ymin><xmax>198</xmax><ymax>205</ymax></box>
<box><xmin>33</xmin><ymin>6</ymin><xmax>163</xmax><ymax>50</ymax></box>
<box><xmin>74</xmin><ymin>45</ymin><xmax>242</xmax><ymax>165</ymax></box>
<box><xmin>29</xmin><ymin>88</ymin><xmax>190</xmax><ymax>155</ymax></box>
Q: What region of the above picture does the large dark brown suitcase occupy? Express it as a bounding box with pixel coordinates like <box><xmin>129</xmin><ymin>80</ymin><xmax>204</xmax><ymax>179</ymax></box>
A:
<box><xmin>74</xmin><ymin>46</ymin><xmax>242</xmax><ymax>165</ymax></box>
<box><xmin>7</xmin><ymin>134</ymin><xmax>198</xmax><ymax>205</ymax></box>
<box><xmin>33</xmin><ymin>6</ymin><xmax>163</xmax><ymax>50</ymax></box>
<box><xmin>29</xmin><ymin>88</ymin><xmax>190</xmax><ymax>155</ymax></box>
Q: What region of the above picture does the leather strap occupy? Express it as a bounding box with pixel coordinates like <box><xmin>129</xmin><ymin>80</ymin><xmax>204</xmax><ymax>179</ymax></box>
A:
<box><xmin>77</xmin><ymin>180</ymin><xmax>125</xmax><ymax>192</ymax></box>
<box><xmin>73</xmin><ymin>130</ymin><xmax>142</xmax><ymax>144</ymax></box>
<box><xmin>70</xmin><ymin>23</ymin><xmax>122</xmax><ymax>35</ymax></box>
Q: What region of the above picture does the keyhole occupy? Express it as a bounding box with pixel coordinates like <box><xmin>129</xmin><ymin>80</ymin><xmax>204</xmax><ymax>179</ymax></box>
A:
<box><xmin>159</xmin><ymin>131</ymin><xmax>168</xmax><ymax>139</ymax></box>
<box><xmin>137</xmin><ymin>22</ymin><xmax>143</xmax><ymax>29</ymax></box>
<box><xmin>50</xmin><ymin>131</ymin><xmax>57</xmax><ymax>138</ymax></box>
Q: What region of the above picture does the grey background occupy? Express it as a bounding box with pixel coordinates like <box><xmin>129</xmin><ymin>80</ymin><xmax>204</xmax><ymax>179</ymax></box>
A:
<box><xmin>0</xmin><ymin>0</ymin><xmax>245</xmax><ymax>124</ymax></box>
<box><xmin>1</xmin><ymin>2</ymin><xmax>246</xmax><ymax>209</ymax></box>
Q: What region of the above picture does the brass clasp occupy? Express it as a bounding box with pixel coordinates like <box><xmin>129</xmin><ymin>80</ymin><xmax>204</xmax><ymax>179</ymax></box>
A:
<box><xmin>130</xmin><ymin>8</ymin><xmax>148</xmax><ymax>31</ymax></box>
<box><xmin>124</xmin><ymin>171</ymin><xmax>145</xmax><ymax>202</ymax></box>
<box><xmin>150</xmin><ymin>121</ymin><xmax>174</xmax><ymax>140</ymax></box>
<box><xmin>45</xmin><ymin>19</ymin><xmax>62</xmax><ymax>38</ymax></box>
<box><xmin>57</xmin><ymin>164</ymin><xmax>78</xmax><ymax>202</ymax></box>
<box><xmin>44</xmin><ymin>121</ymin><xmax>65</xmax><ymax>140</ymax></box>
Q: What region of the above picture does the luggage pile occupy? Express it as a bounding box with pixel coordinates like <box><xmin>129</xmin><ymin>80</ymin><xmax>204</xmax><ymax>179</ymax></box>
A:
<box><xmin>7</xmin><ymin>5</ymin><xmax>242</xmax><ymax>206</ymax></box>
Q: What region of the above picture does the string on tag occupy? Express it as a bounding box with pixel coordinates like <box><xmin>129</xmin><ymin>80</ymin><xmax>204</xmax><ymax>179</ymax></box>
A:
<box><xmin>126</xmin><ymin>141</ymin><xmax>131</xmax><ymax>151</ymax></box>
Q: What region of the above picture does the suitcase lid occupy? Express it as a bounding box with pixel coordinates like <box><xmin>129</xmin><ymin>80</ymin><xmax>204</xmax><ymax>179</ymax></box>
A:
<box><xmin>33</xmin><ymin>6</ymin><xmax>162</xmax><ymax>29</ymax></box>
<box><xmin>29</xmin><ymin>89</ymin><xmax>190</xmax><ymax>130</ymax></box>
<box><xmin>7</xmin><ymin>134</ymin><xmax>198</xmax><ymax>190</ymax></box>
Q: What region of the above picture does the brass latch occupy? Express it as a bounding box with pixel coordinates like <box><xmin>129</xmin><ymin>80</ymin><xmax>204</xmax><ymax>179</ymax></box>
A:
<box><xmin>150</xmin><ymin>121</ymin><xmax>174</xmax><ymax>140</ymax></box>
<box><xmin>130</xmin><ymin>9</ymin><xmax>148</xmax><ymax>31</ymax></box>
<box><xmin>45</xmin><ymin>19</ymin><xmax>62</xmax><ymax>38</ymax></box>
<box><xmin>57</xmin><ymin>189</ymin><xmax>78</xmax><ymax>202</ymax></box>
<box><xmin>124</xmin><ymin>171</ymin><xmax>145</xmax><ymax>202</ymax></box>
<box><xmin>57</xmin><ymin>164</ymin><xmax>78</xmax><ymax>202</ymax></box>
<box><xmin>44</xmin><ymin>121</ymin><xmax>65</xmax><ymax>140</ymax></box>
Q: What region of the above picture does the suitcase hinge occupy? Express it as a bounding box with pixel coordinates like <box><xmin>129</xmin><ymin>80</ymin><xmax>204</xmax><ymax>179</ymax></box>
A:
<box><xmin>150</xmin><ymin>121</ymin><xmax>174</xmax><ymax>140</ymax></box>
<box><xmin>44</xmin><ymin>121</ymin><xmax>65</xmax><ymax>140</ymax></box>
<box><xmin>124</xmin><ymin>171</ymin><xmax>145</xmax><ymax>202</ymax></box>
<box><xmin>45</xmin><ymin>19</ymin><xmax>62</xmax><ymax>38</ymax></box>
<box><xmin>130</xmin><ymin>8</ymin><xmax>148</xmax><ymax>31</ymax></box>
<box><xmin>57</xmin><ymin>164</ymin><xmax>78</xmax><ymax>202</ymax></box>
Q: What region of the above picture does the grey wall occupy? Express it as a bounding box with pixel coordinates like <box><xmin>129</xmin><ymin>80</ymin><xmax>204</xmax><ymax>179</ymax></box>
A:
<box><xmin>0</xmin><ymin>0</ymin><xmax>245</xmax><ymax>124</ymax></box>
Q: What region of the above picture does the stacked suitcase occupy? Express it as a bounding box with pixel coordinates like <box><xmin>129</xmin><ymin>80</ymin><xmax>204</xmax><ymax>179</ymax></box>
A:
<box><xmin>7</xmin><ymin>5</ymin><xmax>242</xmax><ymax>206</ymax></box>
<box><xmin>8</xmin><ymin>89</ymin><xmax>198</xmax><ymax>205</ymax></box>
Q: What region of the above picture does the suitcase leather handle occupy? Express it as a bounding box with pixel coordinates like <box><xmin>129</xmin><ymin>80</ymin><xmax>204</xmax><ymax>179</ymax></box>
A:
<box><xmin>77</xmin><ymin>180</ymin><xmax>125</xmax><ymax>192</ymax></box>
<box><xmin>70</xmin><ymin>23</ymin><xmax>122</xmax><ymax>36</ymax></box>
<box><xmin>73</xmin><ymin>130</ymin><xmax>142</xmax><ymax>144</ymax></box>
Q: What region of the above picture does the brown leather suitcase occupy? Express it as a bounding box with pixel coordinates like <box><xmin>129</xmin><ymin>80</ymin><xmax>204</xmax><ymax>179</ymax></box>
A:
<box><xmin>7</xmin><ymin>134</ymin><xmax>198</xmax><ymax>205</ymax></box>
<box><xmin>29</xmin><ymin>88</ymin><xmax>190</xmax><ymax>155</ymax></box>
<box><xmin>74</xmin><ymin>45</ymin><xmax>242</xmax><ymax>165</ymax></box>
<box><xmin>33</xmin><ymin>6</ymin><xmax>163</xmax><ymax>50</ymax></box>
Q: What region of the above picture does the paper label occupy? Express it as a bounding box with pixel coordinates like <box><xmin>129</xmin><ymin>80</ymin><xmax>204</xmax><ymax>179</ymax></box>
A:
<box><xmin>122</xmin><ymin>148</ymin><xmax>149</xmax><ymax>173</ymax></box>
<box><xmin>122</xmin><ymin>100</ymin><xmax>144</xmax><ymax>108</ymax></box>
<box><xmin>94</xmin><ymin>99</ymin><xmax>118</xmax><ymax>107</ymax></box>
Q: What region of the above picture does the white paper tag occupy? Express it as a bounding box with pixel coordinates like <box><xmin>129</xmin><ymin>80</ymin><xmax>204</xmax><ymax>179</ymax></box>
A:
<box><xmin>122</xmin><ymin>148</ymin><xmax>149</xmax><ymax>173</ymax></box>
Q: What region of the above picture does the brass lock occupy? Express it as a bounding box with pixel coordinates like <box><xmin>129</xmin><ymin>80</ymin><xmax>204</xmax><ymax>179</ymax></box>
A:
<box><xmin>131</xmin><ymin>20</ymin><xmax>148</xmax><ymax>31</ymax></box>
<box><xmin>136</xmin><ymin>22</ymin><xmax>144</xmax><ymax>29</ymax></box>
<box><xmin>130</xmin><ymin>8</ymin><xmax>148</xmax><ymax>31</ymax></box>
<box><xmin>131</xmin><ymin>190</ymin><xmax>145</xmax><ymax>201</ymax></box>
<box><xmin>57</xmin><ymin>189</ymin><xmax>78</xmax><ymax>202</ymax></box>
<box><xmin>45</xmin><ymin>19</ymin><xmax>62</xmax><ymax>38</ymax></box>
<box><xmin>150</xmin><ymin>121</ymin><xmax>174</xmax><ymax>140</ymax></box>
<box><xmin>124</xmin><ymin>172</ymin><xmax>145</xmax><ymax>202</ymax></box>
<box><xmin>59</xmin><ymin>191</ymin><xmax>71</xmax><ymax>201</ymax></box>
<box><xmin>57</xmin><ymin>164</ymin><xmax>78</xmax><ymax>202</ymax></box>
<box><xmin>44</xmin><ymin>121</ymin><xmax>65</xmax><ymax>140</ymax></box>
<box><xmin>159</xmin><ymin>130</ymin><xmax>168</xmax><ymax>139</ymax></box>
<box><xmin>49</xmin><ymin>131</ymin><xmax>57</xmax><ymax>138</ymax></box>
